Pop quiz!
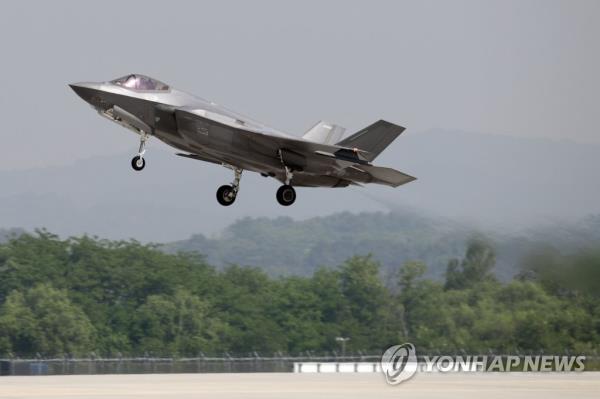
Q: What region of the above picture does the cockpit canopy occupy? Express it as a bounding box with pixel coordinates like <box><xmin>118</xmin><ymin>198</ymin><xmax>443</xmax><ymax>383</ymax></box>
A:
<box><xmin>111</xmin><ymin>74</ymin><xmax>170</xmax><ymax>91</ymax></box>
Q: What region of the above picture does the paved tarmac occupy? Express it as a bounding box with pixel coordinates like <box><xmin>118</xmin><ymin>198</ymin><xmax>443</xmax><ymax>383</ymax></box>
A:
<box><xmin>0</xmin><ymin>372</ymin><xmax>598</xmax><ymax>399</ymax></box>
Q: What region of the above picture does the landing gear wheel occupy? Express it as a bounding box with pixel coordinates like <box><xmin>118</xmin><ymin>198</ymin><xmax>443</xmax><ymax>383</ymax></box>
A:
<box><xmin>276</xmin><ymin>185</ymin><xmax>296</xmax><ymax>206</ymax></box>
<box><xmin>131</xmin><ymin>155</ymin><xmax>145</xmax><ymax>171</ymax></box>
<box><xmin>216</xmin><ymin>184</ymin><xmax>237</xmax><ymax>206</ymax></box>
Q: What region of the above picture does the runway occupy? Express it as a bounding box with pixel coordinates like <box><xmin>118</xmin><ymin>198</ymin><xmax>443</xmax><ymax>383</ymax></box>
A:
<box><xmin>0</xmin><ymin>372</ymin><xmax>598</xmax><ymax>399</ymax></box>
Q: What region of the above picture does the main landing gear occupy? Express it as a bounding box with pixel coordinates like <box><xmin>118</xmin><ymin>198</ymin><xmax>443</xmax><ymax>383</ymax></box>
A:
<box><xmin>275</xmin><ymin>163</ymin><xmax>296</xmax><ymax>206</ymax></box>
<box><xmin>214</xmin><ymin>164</ymin><xmax>297</xmax><ymax>207</ymax></box>
<box><xmin>216</xmin><ymin>167</ymin><xmax>242</xmax><ymax>206</ymax></box>
<box><xmin>131</xmin><ymin>132</ymin><xmax>149</xmax><ymax>171</ymax></box>
<box><xmin>276</xmin><ymin>184</ymin><xmax>296</xmax><ymax>206</ymax></box>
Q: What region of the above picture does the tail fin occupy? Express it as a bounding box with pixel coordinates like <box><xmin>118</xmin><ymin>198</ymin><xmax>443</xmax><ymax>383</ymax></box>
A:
<box><xmin>336</xmin><ymin>120</ymin><xmax>405</xmax><ymax>161</ymax></box>
<box><xmin>302</xmin><ymin>121</ymin><xmax>346</xmax><ymax>145</ymax></box>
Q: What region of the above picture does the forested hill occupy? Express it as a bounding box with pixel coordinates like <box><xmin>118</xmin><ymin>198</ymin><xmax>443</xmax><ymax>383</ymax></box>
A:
<box><xmin>162</xmin><ymin>211</ymin><xmax>600</xmax><ymax>280</ymax></box>
<box><xmin>0</xmin><ymin>228</ymin><xmax>24</xmax><ymax>244</ymax></box>
<box><xmin>5</xmin><ymin>211</ymin><xmax>600</xmax><ymax>281</ymax></box>
<box><xmin>163</xmin><ymin>211</ymin><xmax>471</xmax><ymax>279</ymax></box>
<box><xmin>0</xmin><ymin>231</ymin><xmax>598</xmax><ymax>357</ymax></box>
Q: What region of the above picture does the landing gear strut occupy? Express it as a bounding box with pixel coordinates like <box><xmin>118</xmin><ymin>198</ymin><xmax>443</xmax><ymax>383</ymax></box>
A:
<box><xmin>276</xmin><ymin>150</ymin><xmax>297</xmax><ymax>206</ymax></box>
<box><xmin>131</xmin><ymin>132</ymin><xmax>149</xmax><ymax>171</ymax></box>
<box><xmin>216</xmin><ymin>167</ymin><xmax>242</xmax><ymax>206</ymax></box>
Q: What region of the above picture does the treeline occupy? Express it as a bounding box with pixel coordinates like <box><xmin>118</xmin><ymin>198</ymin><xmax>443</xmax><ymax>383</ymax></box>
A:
<box><xmin>0</xmin><ymin>231</ymin><xmax>598</xmax><ymax>357</ymax></box>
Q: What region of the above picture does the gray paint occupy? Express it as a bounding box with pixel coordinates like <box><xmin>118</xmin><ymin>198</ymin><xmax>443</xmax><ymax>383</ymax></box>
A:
<box><xmin>69</xmin><ymin>75</ymin><xmax>415</xmax><ymax>196</ymax></box>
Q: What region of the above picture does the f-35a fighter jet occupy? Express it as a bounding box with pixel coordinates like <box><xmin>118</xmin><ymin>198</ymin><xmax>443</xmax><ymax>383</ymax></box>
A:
<box><xmin>70</xmin><ymin>74</ymin><xmax>415</xmax><ymax>206</ymax></box>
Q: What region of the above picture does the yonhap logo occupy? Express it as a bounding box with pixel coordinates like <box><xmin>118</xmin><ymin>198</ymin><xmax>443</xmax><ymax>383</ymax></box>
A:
<box><xmin>380</xmin><ymin>343</ymin><xmax>586</xmax><ymax>385</ymax></box>
<box><xmin>380</xmin><ymin>343</ymin><xmax>418</xmax><ymax>385</ymax></box>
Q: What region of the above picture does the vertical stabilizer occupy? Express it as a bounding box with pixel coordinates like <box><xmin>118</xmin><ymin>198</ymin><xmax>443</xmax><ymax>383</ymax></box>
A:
<box><xmin>336</xmin><ymin>120</ymin><xmax>405</xmax><ymax>161</ymax></box>
<box><xmin>302</xmin><ymin>121</ymin><xmax>346</xmax><ymax>144</ymax></box>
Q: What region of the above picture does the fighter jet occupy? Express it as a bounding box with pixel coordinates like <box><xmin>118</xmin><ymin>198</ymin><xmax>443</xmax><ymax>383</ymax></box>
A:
<box><xmin>70</xmin><ymin>74</ymin><xmax>415</xmax><ymax>206</ymax></box>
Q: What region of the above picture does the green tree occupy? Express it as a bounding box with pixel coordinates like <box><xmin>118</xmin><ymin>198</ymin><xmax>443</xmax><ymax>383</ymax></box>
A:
<box><xmin>397</xmin><ymin>261</ymin><xmax>427</xmax><ymax>339</ymax></box>
<box><xmin>337</xmin><ymin>256</ymin><xmax>396</xmax><ymax>350</ymax></box>
<box><xmin>1</xmin><ymin>231</ymin><xmax>598</xmax><ymax>357</ymax></box>
<box><xmin>0</xmin><ymin>284</ymin><xmax>94</xmax><ymax>356</ymax></box>
<box><xmin>211</xmin><ymin>265</ymin><xmax>286</xmax><ymax>353</ymax></box>
<box><xmin>271</xmin><ymin>277</ymin><xmax>325</xmax><ymax>353</ymax></box>
<box><xmin>134</xmin><ymin>288</ymin><xmax>226</xmax><ymax>355</ymax></box>
<box><xmin>0</xmin><ymin>230</ymin><xmax>70</xmax><ymax>303</ymax></box>
<box><xmin>398</xmin><ymin>261</ymin><xmax>427</xmax><ymax>292</ymax></box>
<box><xmin>445</xmin><ymin>237</ymin><xmax>496</xmax><ymax>290</ymax></box>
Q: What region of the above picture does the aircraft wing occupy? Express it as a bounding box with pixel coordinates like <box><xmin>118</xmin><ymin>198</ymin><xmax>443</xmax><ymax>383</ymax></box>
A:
<box><xmin>174</xmin><ymin>108</ymin><xmax>415</xmax><ymax>187</ymax></box>
<box><xmin>174</xmin><ymin>107</ymin><xmax>350</xmax><ymax>161</ymax></box>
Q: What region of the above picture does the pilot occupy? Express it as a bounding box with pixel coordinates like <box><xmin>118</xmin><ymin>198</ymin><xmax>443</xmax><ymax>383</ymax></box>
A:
<box><xmin>122</xmin><ymin>75</ymin><xmax>138</xmax><ymax>89</ymax></box>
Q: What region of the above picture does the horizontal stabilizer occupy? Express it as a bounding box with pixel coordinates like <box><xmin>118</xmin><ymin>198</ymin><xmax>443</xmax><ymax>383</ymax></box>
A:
<box><xmin>336</xmin><ymin>120</ymin><xmax>405</xmax><ymax>161</ymax></box>
<box><xmin>359</xmin><ymin>164</ymin><xmax>416</xmax><ymax>187</ymax></box>
<box><xmin>302</xmin><ymin>121</ymin><xmax>346</xmax><ymax>145</ymax></box>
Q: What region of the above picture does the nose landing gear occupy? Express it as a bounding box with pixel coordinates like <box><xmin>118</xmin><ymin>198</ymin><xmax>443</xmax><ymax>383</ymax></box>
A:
<box><xmin>216</xmin><ymin>167</ymin><xmax>242</xmax><ymax>206</ymax></box>
<box><xmin>131</xmin><ymin>155</ymin><xmax>145</xmax><ymax>171</ymax></box>
<box><xmin>131</xmin><ymin>132</ymin><xmax>149</xmax><ymax>171</ymax></box>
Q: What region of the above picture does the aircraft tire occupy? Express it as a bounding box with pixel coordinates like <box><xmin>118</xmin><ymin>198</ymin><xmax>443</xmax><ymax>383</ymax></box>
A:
<box><xmin>131</xmin><ymin>155</ymin><xmax>146</xmax><ymax>171</ymax></box>
<box><xmin>276</xmin><ymin>185</ymin><xmax>296</xmax><ymax>206</ymax></box>
<box><xmin>216</xmin><ymin>185</ymin><xmax>237</xmax><ymax>206</ymax></box>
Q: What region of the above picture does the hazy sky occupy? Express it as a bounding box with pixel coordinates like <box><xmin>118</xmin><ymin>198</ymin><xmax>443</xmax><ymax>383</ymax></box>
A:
<box><xmin>0</xmin><ymin>0</ymin><xmax>598</xmax><ymax>171</ymax></box>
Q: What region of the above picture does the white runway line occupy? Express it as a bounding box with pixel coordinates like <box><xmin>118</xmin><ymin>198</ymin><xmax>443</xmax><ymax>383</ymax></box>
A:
<box><xmin>0</xmin><ymin>372</ymin><xmax>598</xmax><ymax>399</ymax></box>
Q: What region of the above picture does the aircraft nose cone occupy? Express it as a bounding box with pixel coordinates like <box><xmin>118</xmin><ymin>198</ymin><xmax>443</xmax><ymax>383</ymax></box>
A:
<box><xmin>69</xmin><ymin>82</ymin><xmax>100</xmax><ymax>105</ymax></box>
